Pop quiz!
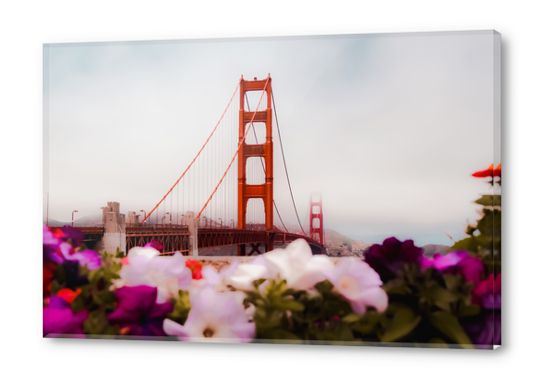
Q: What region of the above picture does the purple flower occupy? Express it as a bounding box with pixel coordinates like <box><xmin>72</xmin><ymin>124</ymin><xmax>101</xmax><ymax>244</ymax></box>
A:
<box><xmin>421</xmin><ymin>251</ymin><xmax>484</xmax><ymax>285</ymax></box>
<box><xmin>60</xmin><ymin>225</ymin><xmax>85</xmax><ymax>247</ymax></box>
<box><xmin>463</xmin><ymin>311</ymin><xmax>501</xmax><ymax>348</ymax></box>
<box><xmin>364</xmin><ymin>237</ymin><xmax>423</xmax><ymax>282</ymax></box>
<box><xmin>43</xmin><ymin>296</ymin><xmax>88</xmax><ymax>337</ymax></box>
<box><xmin>107</xmin><ymin>286</ymin><xmax>173</xmax><ymax>336</ymax></box>
<box><xmin>472</xmin><ymin>273</ymin><xmax>501</xmax><ymax>309</ymax></box>
<box><xmin>43</xmin><ymin>225</ymin><xmax>101</xmax><ymax>269</ymax></box>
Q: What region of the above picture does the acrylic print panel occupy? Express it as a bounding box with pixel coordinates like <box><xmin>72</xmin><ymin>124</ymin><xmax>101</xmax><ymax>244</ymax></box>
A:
<box><xmin>43</xmin><ymin>30</ymin><xmax>501</xmax><ymax>349</ymax></box>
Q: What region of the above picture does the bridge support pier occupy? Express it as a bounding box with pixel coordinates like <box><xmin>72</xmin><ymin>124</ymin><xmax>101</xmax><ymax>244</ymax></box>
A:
<box><xmin>101</xmin><ymin>202</ymin><xmax>126</xmax><ymax>255</ymax></box>
<box><xmin>185</xmin><ymin>211</ymin><xmax>198</xmax><ymax>257</ymax></box>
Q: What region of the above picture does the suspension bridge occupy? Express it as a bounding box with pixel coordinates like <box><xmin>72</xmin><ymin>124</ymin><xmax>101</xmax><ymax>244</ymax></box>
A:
<box><xmin>81</xmin><ymin>75</ymin><xmax>326</xmax><ymax>256</ymax></box>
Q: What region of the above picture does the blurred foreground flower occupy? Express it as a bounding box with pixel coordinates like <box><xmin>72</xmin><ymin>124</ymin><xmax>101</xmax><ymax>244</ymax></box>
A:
<box><xmin>324</xmin><ymin>258</ymin><xmax>388</xmax><ymax>314</ymax></box>
<box><xmin>164</xmin><ymin>288</ymin><xmax>255</xmax><ymax>343</ymax></box>
<box><xmin>107</xmin><ymin>286</ymin><xmax>173</xmax><ymax>336</ymax></box>
<box><xmin>472</xmin><ymin>273</ymin><xmax>501</xmax><ymax>309</ymax></box>
<box><xmin>120</xmin><ymin>247</ymin><xmax>192</xmax><ymax>303</ymax></box>
<box><xmin>472</xmin><ymin>163</ymin><xmax>501</xmax><ymax>178</ymax></box>
<box><xmin>364</xmin><ymin>237</ymin><xmax>423</xmax><ymax>282</ymax></box>
<box><xmin>421</xmin><ymin>251</ymin><xmax>484</xmax><ymax>285</ymax></box>
<box><xmin>43</xmin><ymin>296</ymin><xmax>88</xmax><ymax>337</ymax></box>
<box><xmin>262</xmin><ymin>239</ymin><xmax>334</xmax><ymax>290</ymax></box>
<box><xmin>185</xmin><ymin>259</ymin><xmax>203</xmax><ymax>280</ymax></box>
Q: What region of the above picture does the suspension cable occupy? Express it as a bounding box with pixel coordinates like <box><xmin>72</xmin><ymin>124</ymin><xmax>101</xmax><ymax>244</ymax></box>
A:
<box><xmin>196</xmin><ymin>78</ymin><xmax>270</xmax><ymax>220</ymax></box>
<box><xmin>244</xmin><ymin>93</ymin><xmax>289</xmax><ymax>233</ymax></box>
<box><xmin>141</xmin><ymin>81</ymin><xmax>241</xmax><ymax>223</ymax></box>
<box><xmin>271</xmin><ymin>90</ymin><xmax>306</xmax><ymax>235</ymax></box>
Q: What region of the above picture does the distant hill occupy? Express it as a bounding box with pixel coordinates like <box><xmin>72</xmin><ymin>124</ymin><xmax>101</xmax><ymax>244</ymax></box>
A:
<box><xmin>324</xmin><ymin>228</ymin><xmax>370</xmax><ymax>257</ymax></box>
<box><xmin>43</xmin><ymin>213</ymin><xmax>102</xmax><ymax>227</ymax></box>
<box><xmin>421</xmin><ymin>244</ymin><xmax>450</xmax><ymax>257</ymax></box>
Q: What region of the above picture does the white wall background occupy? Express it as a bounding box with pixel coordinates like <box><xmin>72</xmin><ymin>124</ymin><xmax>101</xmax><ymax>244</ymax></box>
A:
<box><xmin>0</xmin><ymin>1</ymin><xmax>539</xmax><ymax>378</ymax></box>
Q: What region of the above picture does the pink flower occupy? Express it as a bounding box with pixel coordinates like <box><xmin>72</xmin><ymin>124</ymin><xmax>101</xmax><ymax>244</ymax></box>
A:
<box><xmin>324</xmin><ymin>258</ymin><xmax>388</xmax><ymax>314</ymax></box>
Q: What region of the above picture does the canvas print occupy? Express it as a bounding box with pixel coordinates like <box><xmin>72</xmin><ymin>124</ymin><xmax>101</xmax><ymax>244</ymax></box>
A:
<box><xmin>43</xmin><ymin>30</ymin><xmax>501</xmax><ymax>349</ymax></box>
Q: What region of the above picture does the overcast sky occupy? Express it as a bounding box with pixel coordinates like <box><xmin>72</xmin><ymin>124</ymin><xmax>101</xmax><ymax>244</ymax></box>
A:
<box><xmin>43</xmin><ymin>30</ymin><xmax>499</xmax><ymax>246</ymax></box>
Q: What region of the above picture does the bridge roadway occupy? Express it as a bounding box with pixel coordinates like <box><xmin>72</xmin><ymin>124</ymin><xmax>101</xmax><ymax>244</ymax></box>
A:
<box><xmin>80</xmin><ymin>225</ymin><xmax>325</xmax><ymax>256</ymax></box>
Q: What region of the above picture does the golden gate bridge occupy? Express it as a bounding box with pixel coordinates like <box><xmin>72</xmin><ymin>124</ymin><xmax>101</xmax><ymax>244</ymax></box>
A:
<box><xmin>81</xmin><ymin>75</ymin><xmax>326</xmax><ymax>256</ymax></box>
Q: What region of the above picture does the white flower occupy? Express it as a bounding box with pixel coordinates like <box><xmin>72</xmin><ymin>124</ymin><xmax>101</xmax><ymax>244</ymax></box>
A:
<box><xmin>120</xmin><ymin>247</ymin><xmax>192</xmax><ymax>303</ymax></box>
<box><xmin>163</xmin><ymin>288</ymin><xmax>255</xmax><ymax>343</ymax></box>
<box><xmin>263</xmin><ymin>239</ymin><xmax>334</xmax><ymax>290</ymax></box>
<box><xmin>324</xmin><ymin>257</ymin><xmax>388</xmax><ymax>314</ymax></box>
<box><xmin>223</xmin><ymin>261</ymin><xmax>269</xmax><ymax>291</ymax></box>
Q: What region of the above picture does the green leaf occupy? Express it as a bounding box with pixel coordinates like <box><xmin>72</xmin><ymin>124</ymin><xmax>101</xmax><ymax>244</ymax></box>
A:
<box><xmin>380</xmin><ymin>307</ymin><xmax>421</xmax><ymax>342</ymax></box>
<box><xmin>474</xmin><ymin>195</ymin><xmax>501</xmax><ymax>207</ymax></box>
<box><xmin>421</xmin><ymin>286</ymin><xmax>458</xmax><ymax>303</ymax></box>
<box><xmin>274</xmin><ymin>299</ymin><xmax>305</xmax><ymax>312</ymax></box>
<box><xmin>343</xmin><ymin>313</ymin><xmax>363</xmax><ymax>323</ymax></box>
<box><xmin>428</xmin><ymin>311</ymin><xmax>473</xmax><ymax>348</ymax></box>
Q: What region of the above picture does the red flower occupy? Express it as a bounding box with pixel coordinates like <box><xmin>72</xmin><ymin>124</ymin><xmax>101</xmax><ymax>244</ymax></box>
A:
<box><xmin>43</xmin><ymin>261</ymin><xmax>57</xmax><ymax>297</ymax></box>
<box><xmin>185</xmin><ymin>259</ymin><xmax>203</xmax><ymax>280</ymax></box>
<box><xmin>472</xmin><ymin>164</ymin><xmax>501</xmax><ymax>178</ymax></box>
<box><xmin>55</xmin><ymin>288</ymin><xmax>82</xmax><ymax>304</ymax></box>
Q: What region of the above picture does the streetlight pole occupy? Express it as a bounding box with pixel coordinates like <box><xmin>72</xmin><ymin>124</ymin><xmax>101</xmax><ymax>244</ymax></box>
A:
<box><xmin>140</xmin><ymin>210</ymin><xmax>146</xmax><ymax>226</ymax></box>
<box><xmin>203</xmin><ymin>216</ymin><xmax>207</xmax><ymax>228</ymax></box>
<box><xmin>72</xmin><ymin>210</ymin><xmax>78</xmax><ymax>227</ymax></box>
<box><xmin>43</xmin><ymin>192</ymin><xmax>49</xmax><ymax>226</ymax></box>
<box><xmin>230</xmin><ymin>219</ymin><xmax>234</xmax><ymax>229</ymax></box>
<box><xmin>218</xmin><ymin>218</ymin><xmax>222</xmax><ymax>229</ymax></box>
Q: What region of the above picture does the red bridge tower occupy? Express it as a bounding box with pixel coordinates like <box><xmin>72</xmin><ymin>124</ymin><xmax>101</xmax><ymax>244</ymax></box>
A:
<box><xmin>309</xmin><ymin>193</ymin><xmax>325</xmax><ymax>246</ymax></box>
<box><xmin>238</xmin><ymin>75</ymin><xmax>273</xmax><ymax>255</ymax></box>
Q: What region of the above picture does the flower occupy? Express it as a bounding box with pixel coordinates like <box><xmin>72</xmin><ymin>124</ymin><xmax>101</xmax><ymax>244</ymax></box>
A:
<box><xmin>43</xmin><ymin>296</ymin><xmax>88</xmax><ymax>337</ymax></box>
<box><xmin>43</xmin><ymin>261</ymin><xmax>57</xmax><ymax>297</ymax></box>
<box><xmin>120</xmin><ymin>247</ymin><xmax>192</xmax><ymax>303</ymax></box>
<box><xmin>144</xmin><ymin>240</ymin><xmax>163</xmax><ymax>251</ymax></box>
<box><xmin>472</xmin><ymin>273</ymin><xmax>501</xmax><ymax>309</ymax></box>
<box><xmin>472</xmin><ymin>164</ymin><xmax>501</xmax><ymax>178</ymax></box>
<box><xmin>185</xmin><ymin>259</ymin><xmax>203</xmax><ymax>280</ymax></box>
<box><xmin>43</xmin><ymin>225</ymin><xmax>101</xmax><ymax>269</ymax></box>
<box><xmin>223</xmin><ymin>262</ymin><xmax>269</xmax><ymax>291</ymax></box>
<box><xmin>54</xmin><ymin>288</ymin><xmax>82</xmax><ymax>304</ymax></box>
<box><xmin>202</xmin><ymin>260</ymin><xmax>240</xmax><ymax>287</ymax></box>
<box><xmin>364</xmin><ymin>237</ymin><xmax>423</xmax><ymax>282</ymax></box>
<box><xmin>107</xmin><ymin>286</ymin><xmax>173</xmax><ymax>336</ymax></box>
<box><xmin>262</xmin><ymin>239</ymin><xmax>334</xmax><ymax>290</ymax></box>
<box><xmin>163</xmin><ymin>288</ymin><xmax>255</xmax><ymax>343</ymax></box>
<box><xmin>324</xmin><ymin>258</ymin><xmax>388</xmax><ymax>314</ymax></box>
<box><xmin>463</xmin><ymin>312</ymin><xmax>501</xmax><ymax>347</ymax></box>
<box><xmin>421</xmin><ymin>251</ymin><xmax>484</xmax><ymax>285</ymax></box>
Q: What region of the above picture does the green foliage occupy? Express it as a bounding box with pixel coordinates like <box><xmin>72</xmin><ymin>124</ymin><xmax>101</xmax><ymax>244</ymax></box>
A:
<box><xmin>166</xmin><ymin>290</ymin><xmax>192</xmax><ymax>325</ymax></box>
<box><xmin>244</xmin><ymin>278</ymin><xmax>357</xmax><ymax>343</ymax></box>
<box><xmin>452</xmin><ymin>194</ymin><xmax>501</xmax><ymax>276</ymax></box>
<box><xmin>69</xmin><ymin>250</ymin><xmax>123</xmax><ymax>335</ymax></box>
<box><xmin>347</xmin><ymin>263</ymin><xmax>479</xmax><ymax>348</ymax></box>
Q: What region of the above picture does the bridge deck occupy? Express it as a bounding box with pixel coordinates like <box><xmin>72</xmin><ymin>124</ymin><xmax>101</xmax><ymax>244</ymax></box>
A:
<box><xmin>81</xmin><ymin>226</ymin><xmax>324</xmax><ymax>255</ymax></box>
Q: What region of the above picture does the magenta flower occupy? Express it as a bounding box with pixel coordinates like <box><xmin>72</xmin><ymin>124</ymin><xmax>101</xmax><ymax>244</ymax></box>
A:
<box><xmin>472</xmin><ymin>273</ymin><xmax>501</xmax><ymax>309</ymax></box>
<box><xmin>43</xmin><ymin>296</ymin><xmax>88</xmax><ymax>337</ymax></box>
<box><xmin>364</xmin><ymin>237</ymin><xmax>423</xmax><ymax>282</ymax></box>
<box><xmin>107</xmin><ymin>286</ymin><xmax>173</xmax><ymax>336</ymax></box>
<box><xmin>163</xmin><ymin>288</ymin><xmax>255</xmax><ymax>343</ymax></box>
<box><xmin>421</xmin><ymin>251</ymin><xmax>484</xmax><ymax>285</ymax></box>
<box><xmin>463</xmin><ymin>312</ymin><xmax>501</xmax><ymax>348</ymax></box>
<box><xmin>43</xmin><ymin>225</ymin><xmax>101</xmax><ymax>269</ymax></box>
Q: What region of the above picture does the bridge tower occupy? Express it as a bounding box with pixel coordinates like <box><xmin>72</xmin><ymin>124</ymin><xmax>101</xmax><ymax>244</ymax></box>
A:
<box><xmin>309</xmin><ymin>193</ymin><xmax>325</xmax><ymax>246</ymax></box>
<box><xmin>238</xmin><ymin>75</ymin><xmax>273</xmax><ymax>255</ymax></box>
